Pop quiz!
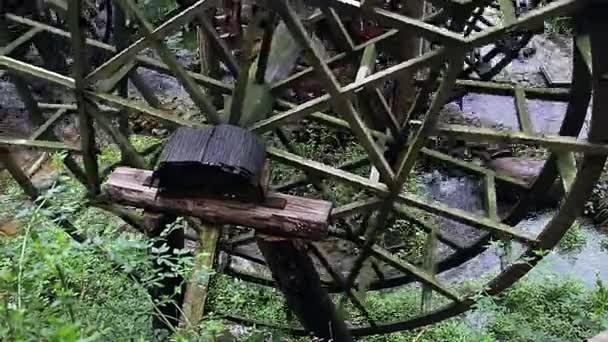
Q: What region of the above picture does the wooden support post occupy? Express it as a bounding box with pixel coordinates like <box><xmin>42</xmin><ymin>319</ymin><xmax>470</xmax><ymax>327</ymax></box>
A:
<box><xmin>179</xmin><ymin>223</ymin><xmax>221</xmax><ymax>334</ymax></box>
<box><xmin>256</xmin><ymin>236</ymin><xmax>354</xmax><ymax>342</ymax></box>
<box><xmin>143</xmin><ymin>212</ymin><xmax>185</xmax><ymax>331</ymax></box>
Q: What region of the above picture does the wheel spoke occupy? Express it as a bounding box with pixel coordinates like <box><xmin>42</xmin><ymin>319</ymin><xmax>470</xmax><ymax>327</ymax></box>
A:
<box><xmin>308</xmin><ymin>243</ymin><xmax>377</xmax><ymax>327</ymax></box>
<box><xmin>369</xmin><ymin>243</ymin><xmax>461</xmax><ymax>302</ymax></box>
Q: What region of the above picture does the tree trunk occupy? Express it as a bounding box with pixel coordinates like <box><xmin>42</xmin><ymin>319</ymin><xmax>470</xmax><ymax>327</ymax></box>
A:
<box><xmin>256</xmin><ymin>237</ymin><xmax>354</xmax><ymax>342</ymax></box>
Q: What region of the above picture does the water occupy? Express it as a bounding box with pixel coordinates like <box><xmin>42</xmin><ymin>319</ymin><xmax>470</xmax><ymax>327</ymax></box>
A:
<box><xmin>421</xmin><ymin>171</ymin><xmax>608</xmax><ymax>287</ymax></box>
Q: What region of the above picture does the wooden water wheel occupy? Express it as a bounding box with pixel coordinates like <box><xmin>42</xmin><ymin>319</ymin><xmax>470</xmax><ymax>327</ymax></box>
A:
<box><xmin>1</xmin><ymin>0</ymin><xmax>607</xmax><ymax>339</ymax></box>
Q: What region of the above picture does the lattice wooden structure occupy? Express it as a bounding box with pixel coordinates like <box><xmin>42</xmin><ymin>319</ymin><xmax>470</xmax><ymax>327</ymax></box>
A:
<box><xmin>1</xmin><ymin>0</ymin><xmax>608</xmax><ymax>339</ymax></box>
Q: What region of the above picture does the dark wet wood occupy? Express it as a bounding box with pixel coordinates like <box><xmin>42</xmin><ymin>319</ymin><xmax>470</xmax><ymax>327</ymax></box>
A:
<box><xmin>256</xmin><ymin>237</ymin><xmax>354</xmax><ymax>342</ymax></box>
<box><xmin>151</xmin><ymin>125</ymin><xmax>266</xmax><ymax>202</ymax></box>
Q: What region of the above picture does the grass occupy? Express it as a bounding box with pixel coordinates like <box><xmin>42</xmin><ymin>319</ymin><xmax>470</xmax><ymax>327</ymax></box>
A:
<box><xmin>2</xmin><ymin>121</ymin><xmax>608</xmax><ymax>341</ymax></box>
<box><xmin>557</xmin><ymin>222</ymin><xmax>587</xmax><ymax>252</ymax></box>
<box><xmin>2</xmin><ymin>159</ymin><xmax>608</xmax><ymax>341</ymax></box>
<box><xmin>546</xmin><ymin>16</ymin><xmax>574</xmax><ymax>35</ymax></box>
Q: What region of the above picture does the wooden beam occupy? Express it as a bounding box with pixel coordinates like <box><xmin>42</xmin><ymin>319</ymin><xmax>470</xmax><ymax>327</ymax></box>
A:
<box><xmin>0</xmin><ymin>137</ymin><xmax>80</xmax><ymax>151</ymax></box>
<box><xmin>271</xmin><ymin>0</ymin><xmax>396</xmax><ymax>188</ymax></box>
<box><xmin>0</xmin><ymin>27</ymin><xmax>43</xmax><ymax>56</ymax></box>
<box><xmin>420</xmin><ymin>148</ymin><xmax>529</xmax><ymax>188</ymax></box>
<box><xmin>86</xmin><ymin>102</ymin><xmax>147</xmax><ymax>169</ymax></box>
<box><xmin>105</xmin><ymin>167</ymin><xmax>332</xmax><ymax>240</ymax></box>
<box><xmin>116</xmin><ymin>0</ymin><xmax>221</xmax><ymax>124</ymax></box>
<box><xmin>369</xmin><ymin>243</ymin><xmax>460</xmax><ymax>302</ymax></box>
<box><xmin>514</xmin><ymin>88</ymin><xmax>533</xmax><ymax>133</ymax></box>
<box><xmin>4</xmin><ymin>14</ymin><xmax>233</xmax><ymax>95</ymax></box>
<box><xmin>325</xmin><ymin>0</ymin><xmax>464</xmax><ymax>44</ymax></box>
<box><xmin>28</xmin><ymin>109</ymin><xmax>69</xmax><ymax>141</ymax></box>
<box><xmin>464</xmin><ymin>0</ymin><xmax>580</xmax><ymax>49</ymax></box>
<box><xmin>394</xmin><ymin>53</ymin><xmax>465</xmax><ymax>184</ymax></box>
<box><xmin>320</xmin><ymin>6</ymin><xmax>355</xmax><ymax>52</ymax></box>
<box><xmin>331</xmin><ymin>197</ymin><xmax>384</xmax><ymax>220</ymax></box>
<box><xmin>410</xmin><ymin>122</ymin><xmax>608</xmax><ymax>154</ymax></box>
<box><xmin>86</xmin><ymin>0</ymin><xmax>211</xmax><ymax>83</ymax></box>
<box><xmin>0</xmin><ymin>148</ymin><xmax>39</xmax><ymax>199</ymax></box>
<box><xmin>497</xmin><ymin>0</ymin><xmax>516</xmax><ymax>26</ymax></box>
<box><xmin>0</xmin><ymin>55</ymin><xmax>75</xmax><ymax>88</ymax></box>
<box><xmin>268</xmin><ymin>147</ymin><xmax>538</xmax><ymax>244</ymax></box>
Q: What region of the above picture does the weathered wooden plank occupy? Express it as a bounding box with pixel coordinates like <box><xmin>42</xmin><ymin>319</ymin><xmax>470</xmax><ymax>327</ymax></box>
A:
<box><xmin>340</xmin><ymin>48</ymin><xmax>445</xmax><ymax>98</ymax></box>
<box><xmin>395</xmin><ymin>193</ymin><xmax>536</xmax><ymax>244</ymax></box>
<box><xmin>555</xmin><ymin>151</ymin><xmax>577</xmax><ymax>192</ymax></box>
<box><xmin>484</xmin><ymin>174</ymin><xmax>498</xmax><ymax>221</ymax></box>
<box><xmin>575</xmin><ymin>34</ymin><xmax>592</xmax><ymax>76</ymax></box>
<box><xmin>268</xmin><ymin>147</ymin><xmax>387</xmax><ymax>193</ymax></box>
<box><xmin>229</xmin><ymin>11</ymin><xmax>264</xmax><ymax>125</ymax></box>
<box><xmin>270</xmin><ymin>155</ymin><xmax>369</xmax><ymax>192</ymax></box>
<box><xmin>37</xmin><ymin>103</ymin><xmax>77</xmax><ymax>110</ymax></box>
<box><xmin>97</xmin><ymin>61</ymin><xmax>136</xmax><ymax>93</ymax></box>
<box><xmin>88</xmin><ymin>91</ymin><xmax>204</xmax><ymax>128</ymax></box>
<box><xmin>105</xmin><ymin>167</ymin><xmax>332</xmax><ymax>240</ymax></box>
<box><xmin>452</xmin><ymin>79</ymin><xmax>570</xmax><ymax>101</ymax></box>
<box><xmin>0</xmin><ymin>137</ymin><xmax>80</xmax><ymax>152</ymax></box>
<box><xmin>250</xmin><ymin>95</ymin><xmax>331</xmax><ymax>133</ymax></box>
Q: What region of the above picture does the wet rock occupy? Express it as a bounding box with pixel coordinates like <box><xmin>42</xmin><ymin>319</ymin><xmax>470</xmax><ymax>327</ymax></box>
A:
<box><xmin>489</xmin><ymin>157</ymin><xmax>544</xmax><ymax>183</ymax></box>
<box><xmin>32</xmin><ymin>169</ymin><xmax>61</xmax><ymax>191</ymax></box>
<box><xmin>488</xmin><ymin>157</ymin><xmax>564</xmax><ymax>207</ymax></box>
<box><xmin>589</xmin><ymin>331</ymin><xmax>608</xmax><ymax>342</ymax></box>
